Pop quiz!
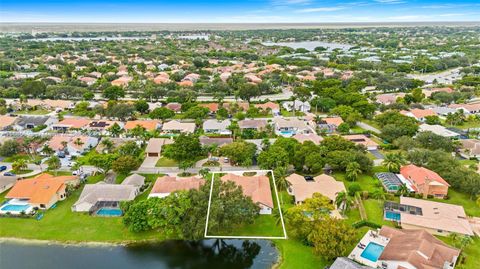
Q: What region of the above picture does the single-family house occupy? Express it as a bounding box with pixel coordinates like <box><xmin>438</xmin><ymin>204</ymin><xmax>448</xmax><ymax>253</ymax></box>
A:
<box><xmin>343</xmin><ymin>134</ymin><xmax>379</xmax><ymax>150</ymax></box>
<box><xmin>0</xmin><ymin>115</ymin><xmax>17</xmax><ymax>131</ymax></box>
<box><xmin>48</xmin><ymin>135</ymin><xmax>99</xmax><ymax>156</ymax></box>
<box><xmin>203</xmin><ymin>119</ymin><xmax>231</xmax><ymax>135</ymax></box>
<box><xmin>282</xmin><ymin>100</ymin><xmax>311</xmax><ymax>113</ymax></box>
<box><xmin>71</xmin><ymin>182</ymin><xmax>137</xmax><ymax>212</ymax></box>
<box><xmin>121</xmin><ymin>173</ymin><xmax>145</xmax><ymax>193</ymax></box>
<box><xmin>418</xmin><ymin>124</ymin><xmax>461</xmax><ymax>138</ymax></box>
<box><xmin>448</xmin><ymin>103</ymin><xmax>480</xmax><ymax>115</ymax></box>
<box><xmin>52</xmin><ymin>118</ymin><xmax>91</xmax><ymax>132</ymax></box>
<box><xmin>292</xmin><ymin>133</ymin><xmax>323</xmax><ymax>145</ymax></box>
<box><xmin>274</xmin><ymin>118</ymin><xmax>314</xmax><ymax>137</ymax></box>
<box><xmin>148</xmin><ymin>176</ymin><xmax>204</xmax><ymax>198</ymax></box>
<box><xmin>86</xmin><ymin>120</ymin><xmax>121</xmax><ymax>134</ymax></box>
<box><xmin>401</xmin><ymin>109</ymin><xmax>437</xmax><ymax>122</ymax></box>
<box><xmin>14</xmin><ymin>116</ymin><xmax>56</xmax><ymax>130</ymax></box>
<box><xmin>6</xmin><ymin>174</ymin><xmax>79</xmax><ymax>209</ymax></box>
<box><xmin>199</xmin><ymin>136</ymin><xmax>233</xmax><ymax>147</ymax></box>
<box><xmin>458</xmin><ymin>139</ymin><xmax>480</xmax><ymax>159</ymax></box>
<box><xmin>384</xmin><ymin>197</ymin><xmax>474</xmax><ymax>236</ymax></box>
<box><xmin>165</xmin><ymin>102</ymin><xmax>182</xmax><ymax>113</ymax></box>
<box><xmin>145</xmin><ymin>138</ymin><xmax>174</xmax><ymax>157</ymax></box>
<box><xmin>199</xmin><ymin>103</ymin><xmax>219</xmax><ymax>114</ymax></box>
<box><xmin>221</xmin><ymin>173</ymin><xmax>274</xmax><ymax>214</ymax></box>
<box><xmin>400</xmin><ymin>164</ymin><xmax>450</xmax><ymax>198</ymax></box>
<box><xmin>254</xmin><ymin>102</ymin><xmax>280</xmax><ymax>115</ymax></box>
<box><xmin>318</xmin><ymin>117</ymin><xmax>344</xmax><ymax>133</ymax></box>
<box><xmin>375</xmin><ymin>93</ymin><xmax>405</xmax><ymax>105</ymax></box>
<box><xmin>376</xmin><ymin>226</ymin><xmax>460</xmax><ymax>269</ymax></box>
<box><xmin>238</xmin><ymin>119</ymin><xmax>268</xmax><ymax>131</ymax></box>
<box><xmin>124</xmin><ymin>120</ymin><xmax>160</xmax><ymax>131</ymax></box>
<box><xmin>162</xmin><ymin>120</ymin><xmax>196</xmax><ymax>134</ymax></box>
<box><xmin>286</xmin><ymin>173</ymin><xmax>346</xmax><ymax>205</ymax></box>
<box><xmin>111</xmin><ymin>76</ymin><xmax>132</xmax><ymax>87</ymax></box>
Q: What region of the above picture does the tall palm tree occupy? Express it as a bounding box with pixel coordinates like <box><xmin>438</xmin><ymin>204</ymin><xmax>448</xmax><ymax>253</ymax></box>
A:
<box><xmin>74</xmin><ymin>138</ymin><xmax>84</xmax><ymax>147</ymax></box>
<box><xmin>382</xmin><ymin>153</ymin><xmax>406</xmax><ymax>173</ymax></box>
<box><xmin>335</xmin><ymin>191</ymin><xmax>353</xmax><ymax>214</ymax></box>
<box><xmin>12</xmin><ymin>159</ymin><xmax>28</xmax><ymax>172</ymax></box>
<box><xmin>100</xmin><ymin>138</ymin><xmax>114</xmax><ymax>153</ymax></box>
<box><xmin>346</xmin><ymin>162</ymin><xmax>361</xmax><ymax>181</ymax></box>
<box><xmin>273</xmin><ymin>166</ymin><xmax>290</xmax><ymax>205</ymax></box>
<box><xmin>108</xmin><ymin>123</ymin><xmax>123</xmax><ymax>137</ymax></box>
<box><xmin>396</xmin><ymin>183</ymin><xmax>409</xmax><ymax>196</ymax></box>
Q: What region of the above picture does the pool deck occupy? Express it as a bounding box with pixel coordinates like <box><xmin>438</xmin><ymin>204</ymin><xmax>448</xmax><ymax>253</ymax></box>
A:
<box><xmin>348</xmin><ymin>229</ymin><xmax>389</xmax><ymax>268</ymax></box>
<box><xmin>0</xmin><ymin>199</ymin><xmax>35</xmax><ymax>215</ymax></box>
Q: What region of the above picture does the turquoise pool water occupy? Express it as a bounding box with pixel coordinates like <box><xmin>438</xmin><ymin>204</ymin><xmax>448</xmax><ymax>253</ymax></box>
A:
<box><xmin>360</xmin><ymin>242</ymin><xmax>385</xmax><ymax>262</ymax></box>
<box><xmin>96</xmin><ymin>208</ymin><xmax>123</xmax><ymax>217</ymax></box>
<box><xmin>385</xmin><ymin>211</ymin><xmax>401</xmax><ymax>221</ymax></box>
<box><xmin>1</xmin><ymin>204</ymin><xmax>30</xmax><ymax>212</ymax></box>
<box><xmin>280</xmin><ymin>130</ymin><xmax>295</xmax><ymax>137</ymax></box>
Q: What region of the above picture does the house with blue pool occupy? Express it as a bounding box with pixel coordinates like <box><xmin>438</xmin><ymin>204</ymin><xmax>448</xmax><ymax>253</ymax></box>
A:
<box><xmin>273</xmin><ymin>117</ymin><xmax>314</xmax><ymax>137</ymax></box>
<box><xmin>348</xmin><ymin>226</ymin><xmax>460</xmax><ymax>269</ymax></box>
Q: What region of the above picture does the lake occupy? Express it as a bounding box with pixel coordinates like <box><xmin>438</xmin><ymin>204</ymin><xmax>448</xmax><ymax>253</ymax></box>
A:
<box><xmin>0</xmin><ymin>239</ymin><xmax>278</xmax><ymax>269</ymax></box>
<box><xmin>262</xmin><ymin>41</ymin><xmax>352</xmax><ymax>51</ymax></box>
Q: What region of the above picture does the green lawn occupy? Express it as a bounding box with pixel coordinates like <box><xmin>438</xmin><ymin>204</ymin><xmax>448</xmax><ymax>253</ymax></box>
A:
<box><xmin>274</xmin><ymin>239</ymin><xmax>329</xmax><ymax>269</ymax></box>
<box><xmin>363</xmin><ymin>199</ymin><xmax>396</xmax><ymax>227</ymax></box>
<box><xmin>441</xmin><ymin>189</ymin><xmax>480</xmax><ymax>217</ymax></box>
<box><xmin>0</xmin><ymin>175</ymin><xmax>161</xmax><ymax>243</ymax></box>
<box><xmin>155</xmin><ymin>157</ymin><xmax>178</xmax><ymax>167</ymax></box>
<box><xmin>280</xmin><ymin>110</ymin><xmax>305</xmax><ymax>117</ymax></box>
<box><xmin>2</xmin><ymin>154</ymin><xmax>43</xmax><ymax>163</ymax></box>
<box><xmin>440</xmin><ymin>235</ymin><xmax>480</xmax><ymax>269</ymax></box>
<box><xmin>11</xmin><ymin>169</ymin><xmax>34</xmax><ymax>175</ymax></box>
<box><xmin>15</xmin><ymin>109</ymin><xmax>51</xmax><ymax>115</ymax></box>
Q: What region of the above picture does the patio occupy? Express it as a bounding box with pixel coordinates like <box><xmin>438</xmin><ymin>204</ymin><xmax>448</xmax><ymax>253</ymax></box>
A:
<box><xmin>348</xmin><ymin>229</ymin><xmax>389</xmax><ymax>268</ymax></box>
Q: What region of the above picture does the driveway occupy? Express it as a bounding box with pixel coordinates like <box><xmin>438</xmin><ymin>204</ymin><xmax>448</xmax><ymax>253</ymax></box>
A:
<box><xmin>141</xmin><ymin>156</ymin><xmax>160</xmax><ymax>168</ymax></box>
<box><xmin>369</xmin><ymin>149</ymin><xmax>384</xmax><ymax>159</ymax></box>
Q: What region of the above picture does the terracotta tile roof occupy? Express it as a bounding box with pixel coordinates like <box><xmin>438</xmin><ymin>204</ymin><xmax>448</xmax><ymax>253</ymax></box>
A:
<box><xmin>400</xmin><ymin>164</ymin><xmax>450</xmax><ymax>189</ymax></box>
<box><xmin>6</xmin><ymin>173</ymin><xmax>77</xmax><ymax>204</ymax></box>
<box><xmin>292</xmin><ymin>133</ymin><xmax>324</xmax><ymax>145</ymax></box>
<box><xmin>254</xmin><ymin>102</ymin><xmax>279</xmax><ymax>111</ymax></box>
<box><xmin>150</xmin><ymin>176</ymin><xmax>204</xmax><ymax>194</ymax></box>
<box><xmin>286</xmin><ymin>173</ymin><xmax>346</xmax><ymax>202</ymax></box>
<box><xmin>55</xmin><ymin>118</ymin><xmax>91</xmax><ymax>129</ymax></box>
<box><xmin>199</xmin><ymin>103</ymin><xmax>219</xmax><ymax>112</ymax></box>
<box><xmin>124</xmin><ymin>120</ymin><xmax>159</xmax><ymax>131</ymax></box>
<box><xmin>379</xmin><ymin>226</ymin><xmax>460</xmax><ymax>269</ymax></box>
<box><xmin>48</xmin><ymin>135</ymin><xmax>90</xmax><ymax>151</ymax></box>
<box><xmin>343</xmin><ymin>134</ymin><xmax>378</xmax><ymax>148</ymax></box>
<box><xmin>165</xmin><ymin>102</ymin><xmax>182</xmax><ymax>112</ymax></box>
<box><xmin>323</xmin><ymin>117</ymin><xmax>344</xmax><ymax>126</ymax></box>
<box><xmin>0</xmin><ymin>115</ymin><xmax>17</xmax><ymax>129</ymax></box>
<box><xmin>401</xmin><ymin>109</ymin><xmax>437</xmax><ymax>119</ymax></box>
<box><xmin>221</xmin><ymin>174</ymin><xmax>273</xmax><ymax>208</ymax></box>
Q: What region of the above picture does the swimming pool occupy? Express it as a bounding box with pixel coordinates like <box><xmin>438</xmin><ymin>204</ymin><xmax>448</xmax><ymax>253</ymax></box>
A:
<box><xmin>279</xmin><ymin>130</ymin><xmax>295</xmax><ymax>137</ymax></box>
<box><xmin>360</xmin><ymin>242</ymin><xmax>385</xmax><ymax>262</ymax></box>
<box><xmin>96</xmin><ymin>208</ymin><xmax>123</xmax><ymax>217</ymax></box>
<box><xmin>0</xmin><ymin>200</ymin><xmax>35</xmax><ymax>215</ymax></box>
<box><xmin>385</xmin><ymin>211</ymin><xmax>401</xmax><ymax>222</ymax></box>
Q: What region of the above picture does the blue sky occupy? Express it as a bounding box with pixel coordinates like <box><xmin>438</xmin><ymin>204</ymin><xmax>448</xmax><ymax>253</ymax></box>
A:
<box><xmin>1</xmin><ymin>0</ymin><xmax>479</xmax><ymax>23</ymax></box>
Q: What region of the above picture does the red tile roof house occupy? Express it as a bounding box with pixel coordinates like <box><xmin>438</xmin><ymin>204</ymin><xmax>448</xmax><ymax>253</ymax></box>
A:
<box><xmin>199</xmin><ymin>103</ymin><xmax>219</xmax><ymax>114</ymax></box>
<box><xmin>221</xmin><ymin>173</ymin><xmax>274</xmax><ymax>215</ymax></box>
<box><xmin>5</xmin><ymin>173</ymin><xmax>78</xmax><ymax>210</ymax></box>
<box><xmin>165</xmin><ymin>102</ymin><xmax>182</xmax><ymax>113</ymax></box>
<box><xmin>124</xmin><ymin>120</ymin><xmax>160</xmax><ymax>131</ymax></box>
<box><xmin>148</xmin><ymin>176</ymin><xmax>204</xmax><ymax>198</ymax></box>
<box><xmin>52</xmin><ymin>118</ymin><xmax>91</xmax><ymax>132</ymax></box>
<box><xmin>400</xmin><ymin>164</ymin><xmax>450</xmax><ymax>198</ymax></box>
<box><xmin>254</xmin><ymin>102</ymin><xmax>280</xmax><ymax>116</ymax></box>
<box><xmin>401</xmin><ymin>109</ymin><xmax>437</xmax><ymax>122</ymax></box>
<box><xmin>343</xmin><ymin>134</ymin><xmax>379</xmax><ymax>150</ymax></box>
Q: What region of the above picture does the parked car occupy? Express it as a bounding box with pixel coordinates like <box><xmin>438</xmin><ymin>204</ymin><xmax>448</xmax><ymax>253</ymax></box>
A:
<box><xmin>0</xmin><ymin>165</ymin><xmax>7</xmax><ymax>172</ymax></box>
<box><xmin>57</xmin><ymin>151</ymin><xmax>66</xmax><ymax>158</ymax></box>
<box><xmin>72</xmin><ymin>170</ymin><xmax>80</xmax><ymax>176</ymax></box>
<box><xmin>4</xmin><ymin>172</ymin><xmax>16</xmax><ymax>176</ymax></box>
<box><xmin>223</xmin><ymin>157</ymin><xmax>229</xmax><ymax>163</ymax></box>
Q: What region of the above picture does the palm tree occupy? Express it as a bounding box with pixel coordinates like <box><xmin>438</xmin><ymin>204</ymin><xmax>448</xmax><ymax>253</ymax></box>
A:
<box><xmin>41</xmin><ymin>145</ymin><xmax>54</xmax><ymax>156</ymax></box>
<box><xmin>100</xmin><ymin>138</ymin><xmax>114</xmax><ymax>153</ymax></box>
<box><xmin>273</xmin><ymin>207</ymin><xmax>286</xmax><ymax>226</ymax></box>
<box><xmin>12</xmin><ymin>159</ymin><xmax>28</xmax><ymax>172</ymax></box>
<box><xmin>396</xmin><ymin>183</ymin><xmax>409</xmax><ymax>196</ymax></box>
<box><xmin>335</xmin><ymin>191</ymin><xmax>353</xmax><ymax>214</ymax></box>
<box><xmin>346</xmin><ymin>162</ymin><xmax>361</xmax><ymax>181</ymax></box>
<box><xmin>46</xmin><ymin>156</ymin><xmax>61</xmax><ymax>176</ymax></box>
<box><xmin>273</xmin><ymin>166</ymin><xmax>290</xmax><ymax>205</ymax></box>
<box><xmin>382</xmin><ymin>153</ymin><xmax>406</xmax><ymax>173</ymax></box>
<box><xmin>108</xmin><ymin>123</ymin><xmax>123</xmax><ymax>137</ymax></box>
<box><xmin>73</xmin><ymin>138</ymin><xmax>84</xmax><ymax>147</ymax></box>
<box><xmin>129</xmin><ymin>125</ymin><xmax>146</xmax><ymax>140</ymax></box>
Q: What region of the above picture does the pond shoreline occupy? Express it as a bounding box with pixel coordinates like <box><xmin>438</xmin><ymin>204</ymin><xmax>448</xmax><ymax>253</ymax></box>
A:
<box><xmin>1</xmin><ymin>236</ymin><xmax>283</xmax><ymax>268</ymax></box>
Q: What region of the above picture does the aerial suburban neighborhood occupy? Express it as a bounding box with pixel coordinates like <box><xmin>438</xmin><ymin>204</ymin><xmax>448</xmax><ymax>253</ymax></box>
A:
<box><xmin>0</xmin><ymin>5</ymin><xmax>480</xmax><ymax>269</ymax></box>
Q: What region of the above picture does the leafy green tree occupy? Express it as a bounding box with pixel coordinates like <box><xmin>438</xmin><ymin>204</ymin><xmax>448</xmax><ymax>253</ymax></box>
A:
<box><xmin>12</xmin><ymin>159</ymin><xmax>27</xmax><ymax>172</ymax></box>
<box><xmin>183</xmin><ymin>106</ymin><xmax>209</xmax><ymax>120</ymax></box>
<box><xmin>149</xmin><ymin>107</ymin><xmax>175</xmax><ymax>121</ymax></box>
<box><xmin>103</xmin><ymin>86</ymin><xmax>125</xmax><ymax>100</ymax></box>
<box><xmin>134</xmin><ymin>100</ymin><xmax>149</xmax><ymax>114</ymax></box>
<box><xmin>89</xmin><ymin>153</ymin><xmax>117</xmax><ymax>174</ymax></box>
<box><xmin>108</xmin><ymin>122</ymin><xmax>123</xmax><ymax>137</ymax></box>
<box><xmin>258</xmin><ymin>145</ymin><xmax>289</xmax><ymax>169</ymax></box>
<box><xmin>308</xmin><ymin>217</ymin><xmax>357</xmax><ymax>260</ymax></box>
<box><xmin>0</xmin><ymin>140</ymin><xmax>20</xmax><ymax>157</ymax></box>
<box><xmin>163</xmin><ymin>134</ymin><xmax>203</xmax><ymax>164</ymax></box>
<box><xmin>219</xmin><ymin>141</ymin><xmax>257</xmax><ymax>166</ymax></box>
<box><xmin>112</xmin><ymin>156</ymin><xmax>140</xmax><ymax>174</ymax></box>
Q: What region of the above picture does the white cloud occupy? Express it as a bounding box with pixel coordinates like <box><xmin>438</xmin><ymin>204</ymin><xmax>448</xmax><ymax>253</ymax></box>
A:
<box><xmin>296</xmin><ymin>7</ymin><xmax>346</xmax><ymax>13</ymax></box>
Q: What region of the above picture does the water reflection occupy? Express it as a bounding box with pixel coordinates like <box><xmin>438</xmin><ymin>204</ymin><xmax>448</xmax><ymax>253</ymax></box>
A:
<box><xmin>0</xmin><ymin>239</ymin><xmax>278</xmax><ymax>269</ymax></box>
